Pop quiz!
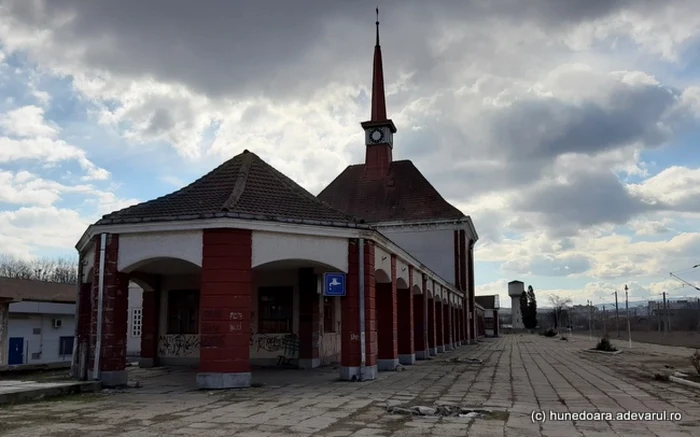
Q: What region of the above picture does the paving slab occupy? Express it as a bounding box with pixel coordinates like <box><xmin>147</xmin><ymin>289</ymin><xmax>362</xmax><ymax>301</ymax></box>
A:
<box><xmin>1</xmin><ymin>336</ymin><xmax>700</xmax><ymax>436</ymax></box>
<box><xmin>0</xmin><ymin>379</ymin><xmax>101</xmax><ymax>405</ymax></box>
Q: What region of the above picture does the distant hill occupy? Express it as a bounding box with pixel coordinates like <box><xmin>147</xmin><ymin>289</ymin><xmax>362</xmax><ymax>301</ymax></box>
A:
<box><xmin>498</xmin><ymin>301</ymin><xmax>653</xmax><ymax>311</ymax></box>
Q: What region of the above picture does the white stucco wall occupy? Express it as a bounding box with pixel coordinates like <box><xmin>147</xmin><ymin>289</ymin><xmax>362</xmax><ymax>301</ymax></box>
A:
<box><xmin>412</xmin><ymin>269</ymin><xmax>422</xmax><ymax>293</ymax></box>
<box><xmin>395</xmin><ymin>259</ymin><xmax>410</xmax><ymax>289</ymax></box>
<box><xmin>118</xmin><ymin>231</ymin><xmax>203</xmax><ymax>272</ymax></box>
<box><xmin>380</xmin><ymin>228</ymin><xmax>455</xmax><ymax>286</ymax></box>
<box><xmin>374</xmin><ymin>246</ymin><xmax>392</xmax><ymax>280</ymax></box>
<box><xmin>320</xmin><ymin>297</ymin><xmax>342</xmax><ymax>365</ymax></box>
<box><xmin>83</xmin><ymin>243</ymin><xmax>96</xmax><ymax>283</ymax></box>
<box><xmin>127</xmin><ymin>284</ymin><xmax>143</xmax><ymax>356</ymax></box>
<box><xmin>6</xmin><ymin>303</ymin><xmax>76</xmax><ymax>365</ymax></box>
<box><xmin>252</xmin><ymin>232</ymin><xmax>348</xmax><ymax>272</ymax></box>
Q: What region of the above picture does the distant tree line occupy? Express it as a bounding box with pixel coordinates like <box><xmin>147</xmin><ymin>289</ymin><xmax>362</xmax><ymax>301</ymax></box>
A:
<box><xmin>0</xmin><ymin>253</ymin><xmax>78</xmax><ymax>284</ymax></box>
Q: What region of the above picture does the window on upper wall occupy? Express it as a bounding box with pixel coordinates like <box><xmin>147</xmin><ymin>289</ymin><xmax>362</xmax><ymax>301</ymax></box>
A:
<box><xmin>323</xmin><ymin>297</ymin><xmax>336</xmax><ymax>333</ymax></box>
<box><xmin>258</xmin><ymin>287</ymin><xmax>293</xmax><ymax>334</ymax></box>
<box><xmin>167</xmin><ymin>290</ymin><xmax>199</xmax><ymax>334</ymax></box>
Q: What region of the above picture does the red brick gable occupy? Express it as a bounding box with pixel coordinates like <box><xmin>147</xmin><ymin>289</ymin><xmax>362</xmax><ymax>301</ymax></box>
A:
<box><xmin>317</xmin><ymin>160</ymin><xmax>465</xmax><ymax>223</ymax></box>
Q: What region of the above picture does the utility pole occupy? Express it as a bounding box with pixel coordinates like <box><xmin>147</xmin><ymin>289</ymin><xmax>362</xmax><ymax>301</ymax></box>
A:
<box><xmin>662</xmin><ymin>292</ymin><xmax>668</xmax><ymax>335</ymax></box>
<box><xmin>587</xmin><ymin>300</ymin><xmax>592</xmax><ymax>340</ymax></box>
<box><xmin>625</xmin><ymin>285</ymin><xmax>631</xmax><ymax>348</ymax></box>
<box><xmin>603</xmin><ymin>304</ymin><xmax>607</xmax><ymax>335</ymax></box>
<box><xmin>615</xmin><ymin>291</ymin><xmax>620</xmax><ymax>338</ymax></box>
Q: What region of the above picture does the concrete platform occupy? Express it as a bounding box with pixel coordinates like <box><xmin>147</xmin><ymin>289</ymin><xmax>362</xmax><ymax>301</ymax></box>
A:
<box><xmin>0</xmin><ymin>380</ymin><xmax>101</xmax><ymax>405</ymax></box>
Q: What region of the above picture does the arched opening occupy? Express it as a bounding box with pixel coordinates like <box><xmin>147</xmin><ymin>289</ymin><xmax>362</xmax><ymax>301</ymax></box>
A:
<box><xmin>395</xmin><ymin>277</ymin><xmax>409</xmax><ymax>290</ymax></box>
<box><xmin>396</xmin><ymin>275</ymin><xmax>414</xmax><ymax>365</ymax></box>
<box><xmin>250</xmin><ymin>258</ymin><xmax>345</xmax><ymax>370</ymax></box>
<box><xmin>122</xmin><ymin>257</ymin><xmax>203</xmax><ymax>369</ymax></box>
<box><xmin>375</xmin><ymin>268</ymin><xmax>391</xmax><ymax>284</ymax></box>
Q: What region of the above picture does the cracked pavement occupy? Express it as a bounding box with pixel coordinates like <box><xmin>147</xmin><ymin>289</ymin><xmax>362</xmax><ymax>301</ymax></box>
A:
<box><xmin>1</xmin><ymin>335</ymin><xmax>700</xmax><ymax>436</ymax></box>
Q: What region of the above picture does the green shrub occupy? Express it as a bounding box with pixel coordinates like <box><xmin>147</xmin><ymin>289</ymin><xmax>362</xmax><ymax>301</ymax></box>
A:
<box><xmin>595</xmin><ymin>335</ymin><xmax>617</xmax><ymax>352</ymax></box>
<box><xmin>543</xmin><ymin>328</ymin><xmax>557</xmax><ymax>337</ymax></box>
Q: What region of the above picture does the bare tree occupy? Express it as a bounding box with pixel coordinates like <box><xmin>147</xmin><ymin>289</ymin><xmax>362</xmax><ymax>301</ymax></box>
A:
<box><xmin>548</xmin><ymin>295</ymin><xmax>573</xmax><ymax>331</ymax></box>
<box><xmin>0</xmin><ymin>253</ymin><xmax>78</xmax><ymax>284</ymax></box>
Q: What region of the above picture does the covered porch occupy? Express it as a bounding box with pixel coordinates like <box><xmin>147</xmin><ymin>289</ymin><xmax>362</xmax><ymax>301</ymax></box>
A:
<box><xmin>72</xmin><ymin>150</ymin><xmax>471</xmax><ymax>389</ymax></box>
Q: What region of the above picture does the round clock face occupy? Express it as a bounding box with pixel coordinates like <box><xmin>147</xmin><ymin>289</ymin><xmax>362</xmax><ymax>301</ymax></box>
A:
<box><xmin>370</xmin><ymin>129</ymin><xmax>384</xmax><ymax>142</ymax></box>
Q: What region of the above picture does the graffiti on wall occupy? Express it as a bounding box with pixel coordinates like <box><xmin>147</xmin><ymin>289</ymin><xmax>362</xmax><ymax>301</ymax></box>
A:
<box><xmin>321</xmin><ymin>333</ymin><xmax>341</xmax><ymax>365</ymax></box>
<box><xmin>158</xmin><ymin>334</ymin><xmax>200</xmax><ymax>358</ymax></box>
<box><xmin>255</xmin><ymin>333</ymin><xmax>299</xmax><ymax>357</ymax></box>
<box><xmin>250</xmin><ymin>311</ymin><xmax>256</xmax><ymax>346</ymax></box>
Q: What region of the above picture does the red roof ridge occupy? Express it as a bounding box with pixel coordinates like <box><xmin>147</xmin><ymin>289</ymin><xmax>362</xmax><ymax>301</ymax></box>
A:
<box><xmin>221</xmin><ymin>150</ymin><xmax>254</xmax><ymax>212</ymax></box>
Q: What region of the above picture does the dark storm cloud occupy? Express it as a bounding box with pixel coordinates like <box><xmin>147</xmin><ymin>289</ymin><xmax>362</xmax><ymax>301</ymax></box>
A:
<box><xmin>490</xmin><ymin>84</ymin><xmax>677</xmax><ymax>160</ymax></box>
<box><xmin>513</xmin><ymin>170</ymin><xmax>660</xmax><ymax>229</ymax></box>
<box><xmin>0</xmin><ymin>0</ymin><xmax>647</xmax><ymax>101</ymax></box>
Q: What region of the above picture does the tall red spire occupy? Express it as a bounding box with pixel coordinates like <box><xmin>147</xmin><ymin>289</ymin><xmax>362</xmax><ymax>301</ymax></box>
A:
<box><xmin>371</xmin><ymin>8</ymin><xmax>387</xmax><ymax>122</ymax></box>
<box><xmin>362</xmin><ymin>8</ymin><xmax>396</xmax><ymax>180</ymax></box>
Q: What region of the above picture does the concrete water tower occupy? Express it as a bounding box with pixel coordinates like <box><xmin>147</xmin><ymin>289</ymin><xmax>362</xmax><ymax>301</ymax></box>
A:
<box><xmin>508</xmin><ymin>280</ymin><xmax>525</xmax><ymax>329</ymax></box>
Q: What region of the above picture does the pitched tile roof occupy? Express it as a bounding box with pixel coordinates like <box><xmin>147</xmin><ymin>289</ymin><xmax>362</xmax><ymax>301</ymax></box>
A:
<box><xmin>0</xmin><ymin>277</ymin><xmax>76</xmax><ymax>303</ymax></box>
<box><xmin>97</xmin><ymin>150</ymin><xmax>362</xmax><ymax>228</ymax></box>
<box><xmin>317</xmin><ymin>160</ymin><xmax>465</xmax><ymax>223</ymax></box>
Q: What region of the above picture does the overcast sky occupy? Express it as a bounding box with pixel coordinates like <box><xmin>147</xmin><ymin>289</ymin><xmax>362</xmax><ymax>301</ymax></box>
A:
<box><xmin>1</xmin><ymin>0</ymin><xmax>700</xmax><ymax>307</ymax></box>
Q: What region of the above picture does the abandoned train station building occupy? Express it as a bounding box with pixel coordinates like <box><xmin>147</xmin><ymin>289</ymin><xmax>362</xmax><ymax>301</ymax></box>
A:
<box><xmin>72</xmin><ymin>19</ymin><xmax>487</xmax><ymax>389</ymax></box>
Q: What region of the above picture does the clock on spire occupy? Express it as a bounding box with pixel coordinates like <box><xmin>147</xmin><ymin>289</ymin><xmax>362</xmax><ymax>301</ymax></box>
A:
<box><xmin>362</xmin><ymin>8</ymin><xmax>397</xmax><ymax>178</ymax></box>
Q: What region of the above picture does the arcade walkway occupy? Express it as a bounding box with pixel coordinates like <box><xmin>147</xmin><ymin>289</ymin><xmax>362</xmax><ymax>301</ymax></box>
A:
<box><xmin>1</xmin><ymin>335</ymin><xmax>699</xmax><ymax>436</ymax></box>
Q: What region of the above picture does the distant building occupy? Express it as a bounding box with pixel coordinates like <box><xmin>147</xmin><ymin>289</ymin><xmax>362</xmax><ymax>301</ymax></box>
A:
<box><xmin>1</xmin><ymin>277</ymin><xmax>143</xmax><ymax>367</ymax></box>
<box><xmin>0</xmin><ymin>277</ymin><xmax>76</xmax><ymax>367</ymax></box>
<box><xmin>475</xmin><ymin>295</ymin><xmax>500</xmax><ymax>337</ymax></box>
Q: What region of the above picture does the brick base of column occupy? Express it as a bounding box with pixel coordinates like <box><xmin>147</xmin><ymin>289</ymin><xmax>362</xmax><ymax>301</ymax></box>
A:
<box><xmin>339</xmin><ymin>365</ymin><xmax>378</xmax><ymax>381</ymax></box>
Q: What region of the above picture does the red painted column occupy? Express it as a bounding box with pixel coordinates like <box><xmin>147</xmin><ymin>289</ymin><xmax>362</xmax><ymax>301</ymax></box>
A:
<box><xmin>459</xmin><ymin>230</ymin><xmax>468</xmax><ymax>343</ymax></box>
<box><xmin>198</xmin><ymin>229</ymin><xmax>252</xmax><ymax>389</ymax></box>
<box><xmin>427</xmin><ymin>296</ymin><xmax>437</xmax><ymax>355</ymax></box>
<box><xmin>341</xmin><ymin>239</ymin><xmax>377</xmax><ymax>380</ymax></box>
<box><xmin>494</xmin><ymin>310</ymin><xmax>500</xmax><ymax>336</ymax></box>
<box><xmin>397</xmin><ymin>266</ymin><xmax>414</xmax><ymax>365</ymax></box>
<box><xmin>377</xmin><ymin>255</ymin><xmax>398</xmax><ymax>370</ymax></box>
<box><xmin>443</xmin><ymin>302</ymin><xmax>451</xmax><ymax>350</ymax></box>
<box><xmin>139</xmin><ymin>289</ymin><xmax>160</xmax><ymax>368</ymax></box>
<box><xmin>451</xmin><ymin>305</ymin><xmax>457</xmax><ymax>346</ymax></box>
<box><xmin>89</xmin><ymin>234</ymin><xmax>129</xmax><ymax>387</ymax></box>
<box><xmin>436</xmin><ymin>301</ymin><xmax>444</xmax><ymax>352</ymax></box>
<box><xmin>413</xmin><ymin>290</ymin><xmax>428</xmax><ymax>359</ymax></box>
<box><xmin>298</xmin><ymin>267</ymin><xmax>320</xmax><ymax>369</ymax></box>
<box><xmin>467</xmin><ymin>240</ymin><xmax>476</xmax><ymax>343</ymax></box>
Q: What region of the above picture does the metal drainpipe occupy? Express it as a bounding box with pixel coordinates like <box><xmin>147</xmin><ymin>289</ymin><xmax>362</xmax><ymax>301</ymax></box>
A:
<box><xmin>358</xmin><ymin>238</ymin><xmax>366</xmax><ymax>381</ymax></box>
<box><xmin>93</xmin><ymin>233</ymin><xmax>107</xmax><ymax>380</ymax></box>
<box><xmin>70</xmin><ymin>253</ymin><xmax>83</xmax><ymax>379</ymax></box>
